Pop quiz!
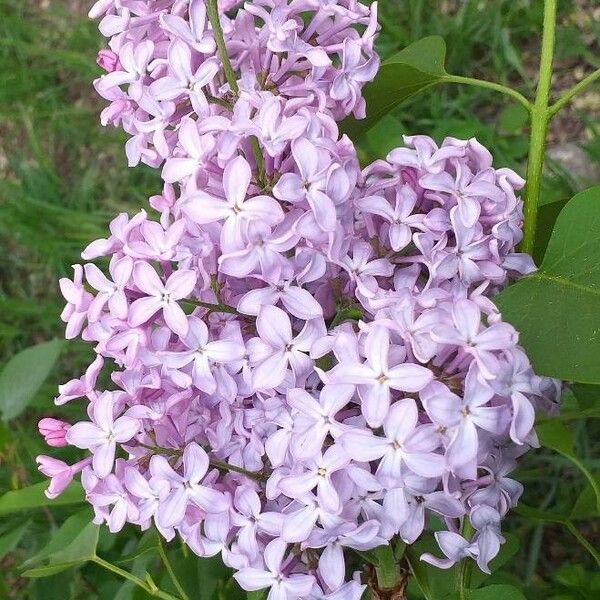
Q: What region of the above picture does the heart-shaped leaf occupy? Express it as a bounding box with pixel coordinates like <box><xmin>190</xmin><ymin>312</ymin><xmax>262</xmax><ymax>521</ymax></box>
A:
<box><xmin>533</xmin><ymin>196</ymin><xmax>569</xmax><ymax>265</ymax></box>
<box><xmin>339</xmin><ymin>36</ymin><xmax>447</xmax><ymax>139</ymax></box>
<box><xmin>495</xmin><ymin>186</ymin><xmax>600</xmax><ymax>383</ymax></box>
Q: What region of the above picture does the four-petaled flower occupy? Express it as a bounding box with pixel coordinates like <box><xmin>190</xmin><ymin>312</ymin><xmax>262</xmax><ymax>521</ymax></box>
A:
<box><xmin>129</xmin><ymin>262</ymin><xmax>196</xmax><ymax>337</ymax></box>
<box><xmin>326</xmin><ymin>325</ymin><xmax>433</xmax><ymax>426</ymax></box>
<box><xmin>161</xmin><ymin>316</ymin><xmax>245</xmax><ymax>392</ymax></box>
<box><xmin>183</xmin><ymin>155</ymin><xmax>284</xmax><ymax>249</ymax></box>
<box><xmin>248</xmin><ymin>305</ymin><xmax>323</xmax><ymax>390</ymax></box>
<box><xmin>341</xmin><ymin>398</ymin><xmax>445</xmax><ymax>483</ymax></box>
<box><xmin>66</xmin><ymin>392</ymin><xmax>140</xmax><ymax>478</ymax></box>
<box><xmin>150</xmin><ymin>442</ymin><xmax>229</xmax><ymax>528</ymax></box>
<box><xmin>234</xmin><ymin>538</ymin><xmax>315</xmax><ymax>600</ymax></box>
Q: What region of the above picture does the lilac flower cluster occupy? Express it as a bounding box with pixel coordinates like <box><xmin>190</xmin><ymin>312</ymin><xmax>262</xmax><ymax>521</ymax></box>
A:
<box><xmin>37</xmin><ymin>1</ymin><xmax>561</xmax><ymax>598</ymax></box>
<box><xmin>90</xmin><ymin>0</ymin><xmax>379</xmax><ymax>169</ymax></box>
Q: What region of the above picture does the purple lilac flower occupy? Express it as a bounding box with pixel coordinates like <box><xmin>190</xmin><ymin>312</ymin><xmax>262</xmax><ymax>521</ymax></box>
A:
<box><xmin>36</xmin><ymin>1</ymin><xmax>562</xmax><ymax>595</ymax></box>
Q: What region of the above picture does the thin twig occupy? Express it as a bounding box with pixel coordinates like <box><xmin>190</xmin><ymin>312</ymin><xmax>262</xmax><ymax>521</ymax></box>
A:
<box><xmin>548</xmin><ymin>67</ymin><xmax>600</xmax><ymax>118</ymax></box>
<box><xmin>206</xmin><ymin>0</ymin><xmax>267</xmax><ymax>186</ymax></box>
<box><xmin>442</xmin><ymin>75</ymin><xmax>531</xmax><ymax>111</ymax></box>
<box><xmin>158</xmin><ymin>539</ymin><xmax>190</xmax><ymax>600</ymax></box>
<box><xmin>92</xmin><ymin>556</ymin><xmax>182</xmax><ymax>600</ymax></box>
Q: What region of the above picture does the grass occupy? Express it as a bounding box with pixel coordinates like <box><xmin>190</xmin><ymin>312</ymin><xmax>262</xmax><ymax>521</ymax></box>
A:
<box><xmin>0</xmin><ymin>0</ymin><xmax>160</xmax><ymax>353</ymax></box>
<box><xmin>0</xmin><ymin>1</ymin><xmax>598</xmax><ymax>598</ymax></box>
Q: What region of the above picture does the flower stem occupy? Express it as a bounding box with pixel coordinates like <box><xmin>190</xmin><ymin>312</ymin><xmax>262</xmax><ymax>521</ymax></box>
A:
<box><xmin>375</xmin><ymin>545</ymin><xmax>400</xmax><ymax>589</ymax></box>
<box><xmin>206</xmin><ymin>0</ymin><xmax>266</xmax><ymax>185</ymax></box>
<box><xmin>443</xmin><ymin>75</ymin><xmax>531</xmax><ymax>112</ymax></box>
<box><xmin>456</xmin><ymin>520</ymin><xmax>475</xmax><ymax>600</ymax></box>
<box><xmin>158</xmin><ymin>539</ymin><xmax>190</xmax><ymax>600</ymax></box>
<box><xmin>250</xmin><ymin>136</ymin><xmax>267</xmax><ymax>185</ymax></box>
<box><xmin>565</xmin><ymin>521</ymin><xmax>600</xmax><ymax>566</ymax></box>
<box><xmin>521</xmin><ymin>0</ymin><xmax>557</xmax><ymax>256</ymax></box>
<box><xmin>92</xmin><ymin>556</ymin><xmax>182</xmax><ymax>600</ymax></box>
<box><xmin>206</xmin><ymin>0</ymin><xmax>239</xmax><ymax>96</ymax></box>
<box><xmin>184</xmin><ymin>298</ymin><xmax>241</xmax><ymax>315</ymax></box>
<box><xmin>209</xmin><ymin>458</ymin><xmax>266</xmax><ymax>481</ymax></box>
<box><xmin>139</xmin><ymin>443</ymin><xmax>265</xmax><ymax>481</ymax></box>
<box><xmin>548</xmin><ymin>66</ymin><xmax>600</xmax><ymax>118</ymax></box>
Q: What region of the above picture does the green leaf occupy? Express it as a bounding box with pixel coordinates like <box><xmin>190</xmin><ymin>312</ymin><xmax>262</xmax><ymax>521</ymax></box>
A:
<box><xmin>571</xmin><ymin>482</ymin><xmax>600</xmax><ymax>519</ymax></box>
<box><xmin>405</xmin><ymin>546</ymin><xmax>435</xmax><ymax>600</ymax></box>
<box><xmin>247</xmin><ymin>592</ymin><xmax>267</xmax><ymax>600</ymax></box>
<box><xmin>494</xmin><ymin>186</ymin><xmax>600</xmax><ymax>383</ymax></box>
<box><xmin>537</xmin><ymin>420</ymin><xmax>600</xmax><ymax>511</ymax></box>
<box><xmin>168</xmin><ymin>551</ymin><xmax>235</xmax><ymax>600</ymax></box>
<box><xmin>118</xmin><ymin>528</ymin><xmax>160</xmax><ymax>564</ymax></box>
<box><xmin>464</xmin><ymin>584</ymin><xmax>527</xmax><ymax>600</ymax></box>
<box><xmin>533</xmin><ymin>196</ymin><xmax>568</xmax><ymax>265</ymax></box>
<box><xmin>0</xmin><ymin>521</ymin><xmax>30</xmax><ymax>559</ymax></box>
<box><xmin>0</xmin><ymin>339</ymin><xmax>63</xmax><ymax>420</ymax></box>
<box><xmin>114</xmin><ymin>544</ymin><xmax>157</xmax><ymax>600</ymax></box>
<box><xmin>515</xmin><ymin>503</ymin><xmax>568</xmax><ymax>524</ymax></box>
<box><xmin>22</xmin><ymin>560</ymin><xmax>84</xmax><ymax>578</ymax></box>
<box><xmin>571</xmin><ymin>383</ymin><xmax>600</xmax><ymax>411</ymax></box>
<box><xmin>537</xmin><ymin>420</ymin><xmax>574</xmax><ymax>455</ymax></box>
<box><xmin>21</xmin><ymin>508</ymin><xmax>99</xmax><ymax>578</ymax></box>
<box><xmin>0</xmin><ymin>481</ymin><xmax>84</xmax><ymax>516</ymax></box>
<box><xmin>339</xmin><ymin>36</ymin><xmax>447</xmax><ymax>139</ymax></box>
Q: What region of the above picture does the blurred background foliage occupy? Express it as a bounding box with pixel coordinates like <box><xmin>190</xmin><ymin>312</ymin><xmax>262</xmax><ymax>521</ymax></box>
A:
<box><xmin>0</xmin><ymin>1</ymin><xmax>598</xmax><ymax>598</ymax></box>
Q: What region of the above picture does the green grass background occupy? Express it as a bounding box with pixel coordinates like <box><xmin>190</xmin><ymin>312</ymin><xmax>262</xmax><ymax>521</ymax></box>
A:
<box><xmin>0</xmin><ymin>1</ymin><xmax>598</xmax><ymax>598</ymax></box>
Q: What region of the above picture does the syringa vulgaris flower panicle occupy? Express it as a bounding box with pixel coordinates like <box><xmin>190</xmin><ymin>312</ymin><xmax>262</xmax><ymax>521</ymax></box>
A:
<box><xmin>37</xmin><ymin>1</ymin><xmax>561</xmax><ymax>598</ymax></box>
<box><xmin>90</xmin><ymin>0</ymin><xmax>379</xmax><ymax>168</ymax></box>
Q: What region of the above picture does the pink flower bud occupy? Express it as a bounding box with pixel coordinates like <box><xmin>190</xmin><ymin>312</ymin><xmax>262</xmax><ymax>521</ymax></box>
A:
<box><xmin>96</xmin><ymin>49</ymin><xmax>118</xmax><ymax>72</ymax></box>
<box><xmin>38</xmin><ymin>417</ymin><xmax>70</xmax><ymax>447</ymax></box>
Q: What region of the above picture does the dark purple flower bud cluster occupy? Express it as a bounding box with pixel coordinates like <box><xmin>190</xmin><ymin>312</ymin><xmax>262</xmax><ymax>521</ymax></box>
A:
<box><xmin>37</xmin><ymin>2</ymin><xmax>560</xmax><ymax>598</ymax></box>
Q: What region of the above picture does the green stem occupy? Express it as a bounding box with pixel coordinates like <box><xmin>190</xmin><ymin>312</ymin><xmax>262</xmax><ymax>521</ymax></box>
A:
<box><xmin>184</xmin><ymin>299</ymin><xmax>240</xmax><ymax>315</ymax></box>
<box><xmin>555</xmin><ymin>450</ymin><xmax>600</xmax><ymax>512</ymax></box>
<box><xmin>206</xmin><ymin>94</ymin><xmax>233</xmax><ymax>110</ymax></box>
<box><xmin>548</xmin><ymin>67</ymin><xmax>600</xmax><ymax>118</ymax></box>
<box><xmin>565</xmin><ymin>521</ymin><xmax>600</xmax><ymax>566</ymax></box>
<box><xmin>373</xmin><ymin>545</ymin><xmax>400</xmax><ymax>590</ymax></box>
<box><xmin>92</xmin><ymin>556</ymin><xmax>182</xmax><ymax>600</ymax></box>
<box><xmin>209</xmin><ymin>458</ymin><xmax>265</xmax><ymax>481</ymax></box>
<box><xmin>443</xmin><ymin>75</ymin><xmax>531</xmax><ymax>112</ymax></box>
<box><xmin>158</xmin><ymin>540</ymin><xmax>190</xmax><ymax>600</ymax></box>
<box><xmin>251</xmin><ymin>136</ymin><xmax>267</xmax><ymax>185</ymax></box>
<box><xmin>206</xmin><ymin>0</ymin><xmax>266</xmax><ymax>185</ymax></box>
<box><xmin>456</xmin><ymin>520</ymin><xmax>475</xmax><ymax>600</ymax></box>
<box><xmin>139</xmin><ymin>443</ymin><xmax>264</xmax><ymax>481</ymax></box>
<box><xmin>522</xmin><ymin>0</ymin><xmax>557</xmax><ymax>255</ymax></box>
<box><xmin>205</xmin><ymin>0</ymin><xmax>239</xmax><ymax>96</ymax></box>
